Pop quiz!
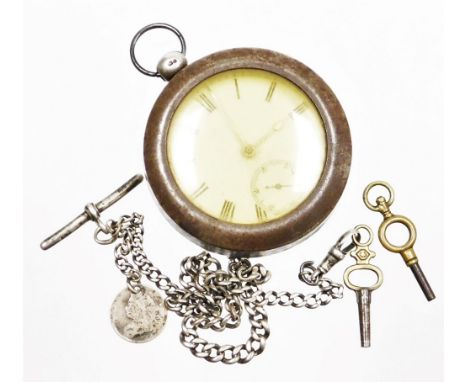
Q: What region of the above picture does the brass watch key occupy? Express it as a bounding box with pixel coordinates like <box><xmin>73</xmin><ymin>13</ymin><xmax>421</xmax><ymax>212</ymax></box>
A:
<box><xmin>363</xmin><ymin>181</ymin><xmax>435</xmax><ymax>301</ymax></box>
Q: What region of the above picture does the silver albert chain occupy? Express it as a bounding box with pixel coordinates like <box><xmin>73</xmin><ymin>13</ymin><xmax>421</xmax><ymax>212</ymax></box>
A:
<box><xmin>41</xmin><ymin>174</ymin><xmax>359</xmax><ymax>363</ymax></box>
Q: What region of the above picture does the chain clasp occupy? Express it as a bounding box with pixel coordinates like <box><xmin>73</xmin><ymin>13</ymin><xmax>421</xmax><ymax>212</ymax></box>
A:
<box><xmin>299</xmin><ymin>229</ymin><xmax>359</xmax><ymax>286</ymax></box>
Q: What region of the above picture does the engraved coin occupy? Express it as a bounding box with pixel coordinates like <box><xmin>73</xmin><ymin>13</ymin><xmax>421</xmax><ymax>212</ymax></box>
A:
<box><xmin>110</xmin><ymin>286</ymin><xmax>167</xmax><ymax>343</ymax></box>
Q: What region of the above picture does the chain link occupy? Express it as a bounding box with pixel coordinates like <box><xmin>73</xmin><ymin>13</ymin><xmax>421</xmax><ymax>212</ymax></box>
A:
<box><xmin>96</xmin><ymin>212</ymin><xmax>354</xmax><ymax>364</ymax></box>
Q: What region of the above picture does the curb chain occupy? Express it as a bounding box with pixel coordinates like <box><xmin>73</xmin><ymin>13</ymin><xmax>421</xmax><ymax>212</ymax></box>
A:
<box><xmin>96</xmin><ymin>212</ymin><xmax>354</xmax><ymax>364</ymax></box>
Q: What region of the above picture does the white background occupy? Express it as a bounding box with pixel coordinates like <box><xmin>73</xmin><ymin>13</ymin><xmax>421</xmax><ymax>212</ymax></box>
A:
<box><xmin>23</xmin><ymin>1</ymin><xmax>443</xmax><ymax>381</ymax></box>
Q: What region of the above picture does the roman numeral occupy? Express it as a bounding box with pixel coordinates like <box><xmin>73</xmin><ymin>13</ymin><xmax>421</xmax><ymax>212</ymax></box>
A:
<box><xmin>265</xmin><ymin>81</ymin><xmax>277</xmax><ymax>102</ymax></box>
<box><xmin>198</xmin><ymin>93</ymin><xmax>216</xmax><ymax>112</ymax></box>
<box><xmin>191</xmin><ymin>182</ymin><xmax>208</xmax><ymax>199</ymax></box>
<box><xmin>293</xmin><ymin>102</ymin><xmax>307</xmax><ymax>114</ymax></box>
<box><xmin>234</xmin><ymin>78</ymin><xmax>240</xmax><ymax>99</ymax></box>
<box><xmin>220</xmin><ymin>200</ymin><xmax>235</xmax><ymax>221</ymax></box>
<box><xmin>255</xmin><ymin>204</ymin><xmax>268</xmax><ymax>223</ymax></box>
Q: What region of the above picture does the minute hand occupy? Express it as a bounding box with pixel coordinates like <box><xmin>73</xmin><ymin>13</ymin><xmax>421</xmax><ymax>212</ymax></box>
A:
<box><xmin>219</xmin><ymin>109</ymin><xmax>248</xmax><ymax>148</ymax></box>
<box><xmin>208</xmin><ymin>92</ymin><xmax>248</xmax><ymax>148</ymax></box>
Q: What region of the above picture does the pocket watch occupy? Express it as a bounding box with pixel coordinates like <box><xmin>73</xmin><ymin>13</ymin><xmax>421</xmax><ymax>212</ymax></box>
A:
<box><xmin>40</xmin><ymin>23</ymin><xmax>434</xmax><ymax>363</ymax></box>
<box><xmin>134</xmin><ymin>23</ymin><xmax>352</xmax><ymax>256</ymax></box>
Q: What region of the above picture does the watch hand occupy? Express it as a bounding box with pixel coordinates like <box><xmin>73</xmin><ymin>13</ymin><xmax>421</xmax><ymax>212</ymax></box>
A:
<box><xmin>219</xmin><ymin>108</ymin><xmax>248</xmax><ymax>146</ymax></box>
<box><xmin>252</xmin><ymin>117</ymin><xmax>289</xmax><ymax>150</ymax></box>
<box><xmin>265</xmin><ymin>184</ymin><xmax>291</xmax><ymax>190</ymax></box>
<box><xmin>207</xmin><ymin>90</ymin><xmax>249</xmax><ymax>148</ymax></box>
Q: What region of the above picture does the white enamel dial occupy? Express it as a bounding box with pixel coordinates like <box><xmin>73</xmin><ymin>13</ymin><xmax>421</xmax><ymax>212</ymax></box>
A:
<box><xmin>167</xmin><ymin>68</ymin><xmax>327</xmax><ymax>224</ymax></box>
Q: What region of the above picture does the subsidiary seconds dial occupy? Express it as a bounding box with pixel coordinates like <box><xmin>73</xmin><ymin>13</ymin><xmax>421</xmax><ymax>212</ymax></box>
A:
<box><xmin>251</xmin><ymin>160</ymin><xmax>298</xmax><ymax>219</ymax></box>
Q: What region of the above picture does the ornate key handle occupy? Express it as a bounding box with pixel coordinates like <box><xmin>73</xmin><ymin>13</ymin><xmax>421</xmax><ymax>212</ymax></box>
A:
<box><xmin>363</xmin><ymin>181</ymin><xmax>435</xmax><ymax>301</ymax></box>
<box><xmin>343</xmin><ymin>225</ymin><xmax>383</xmax><ymax>292</ymax></box>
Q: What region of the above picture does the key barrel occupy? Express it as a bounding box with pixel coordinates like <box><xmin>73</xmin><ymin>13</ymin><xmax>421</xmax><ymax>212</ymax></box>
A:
<box><xmin>410</xmin><ymin>263</ymin><xmax>436</xmax><ymax>301</ymax></box>
<box><xmin>398</xmin><ymin>247</ymin><xmax>436</xmax><ymax>302</ymax></box>
<box><xmin>356</xmin><ymin>289</ymin><xmax>372</xmax><ymax>348</ymax></box>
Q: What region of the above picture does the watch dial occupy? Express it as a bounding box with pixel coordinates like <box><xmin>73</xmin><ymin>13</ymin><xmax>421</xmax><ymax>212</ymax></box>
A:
<box><xmin>167</xmin><ymin>68</ymin><xmax>327</xmax><ymax>224</ymax></box>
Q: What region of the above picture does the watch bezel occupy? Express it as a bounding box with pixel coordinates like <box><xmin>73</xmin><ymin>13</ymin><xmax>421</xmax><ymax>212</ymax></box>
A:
<box><xmin>144</xmin><ymin>48</ymin><xmax>351</xmax><ymax>257</ymax></box>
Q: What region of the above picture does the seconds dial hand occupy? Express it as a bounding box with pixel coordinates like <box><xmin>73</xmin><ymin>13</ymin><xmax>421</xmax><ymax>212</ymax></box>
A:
<box><xmin>265</xmin><ymin>184</ymin><xmax>291</xmax><ymax>190</ymax></box>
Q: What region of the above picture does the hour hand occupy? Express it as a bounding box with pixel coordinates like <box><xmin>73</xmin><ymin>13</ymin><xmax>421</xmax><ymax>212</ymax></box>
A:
<box><xmin>252</xmin><ymin>119</ymin><xmax>287</xmax><ymax>150</ymax></box>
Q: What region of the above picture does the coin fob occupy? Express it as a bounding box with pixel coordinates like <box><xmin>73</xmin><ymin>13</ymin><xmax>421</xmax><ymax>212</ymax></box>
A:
<box><xmin>110</xmin><ymin>287</ymin><xmax>167</xmax><ymax>343</ymax></box>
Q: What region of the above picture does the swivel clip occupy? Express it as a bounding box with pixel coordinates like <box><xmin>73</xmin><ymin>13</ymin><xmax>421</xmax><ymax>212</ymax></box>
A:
<box><xmin>299</xmin><ymin>228</ymin><xmax>358</xmax><ymax>286</ymax></box>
